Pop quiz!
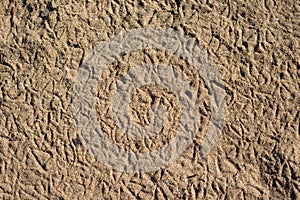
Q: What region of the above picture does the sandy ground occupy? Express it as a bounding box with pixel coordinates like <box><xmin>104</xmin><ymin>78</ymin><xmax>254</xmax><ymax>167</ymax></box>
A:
<box><xmin>0</xmin><ymin>0</ymin><xmax>299</xmax><ymax>199</ymax></box>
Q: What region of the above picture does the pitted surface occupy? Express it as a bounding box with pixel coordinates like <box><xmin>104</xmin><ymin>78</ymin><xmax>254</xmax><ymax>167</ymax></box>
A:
<box><xmin>0</xmin><ymin>0</ymin><xmax>299</xmax><ymax>199</ymax></box>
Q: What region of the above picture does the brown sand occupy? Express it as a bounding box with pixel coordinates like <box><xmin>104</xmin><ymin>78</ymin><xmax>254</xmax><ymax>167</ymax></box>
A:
<box><xmin>0</xmin><ymin>0</ymin><xmax>299</xmax><ymax>199</ymax></box>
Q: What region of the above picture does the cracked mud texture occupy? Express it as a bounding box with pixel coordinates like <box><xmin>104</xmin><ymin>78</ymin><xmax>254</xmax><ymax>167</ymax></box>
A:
<box><xmin>0</xmin><ymin>0</ymin><xmax>299</xmax><ymax>199</ymax></box>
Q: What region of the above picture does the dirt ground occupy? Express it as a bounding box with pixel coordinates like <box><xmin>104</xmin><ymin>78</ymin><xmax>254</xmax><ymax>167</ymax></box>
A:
<box><xmin>0</xmin><ymin>0</ymin><xmax>299</xmax><ymax>199</ymax></box>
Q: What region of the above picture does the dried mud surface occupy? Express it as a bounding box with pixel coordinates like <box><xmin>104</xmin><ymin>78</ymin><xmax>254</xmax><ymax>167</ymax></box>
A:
<box><xmin>0</xmin><ymin>0</ymin><xmax>299</xmax><ymax>199</ymax></box>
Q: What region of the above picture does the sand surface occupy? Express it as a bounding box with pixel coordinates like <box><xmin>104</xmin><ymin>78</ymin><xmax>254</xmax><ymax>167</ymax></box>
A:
<box><xmin>0</xmin><ymin>0</ymin><xmax>299</xmax><ymax>199</ymax></box>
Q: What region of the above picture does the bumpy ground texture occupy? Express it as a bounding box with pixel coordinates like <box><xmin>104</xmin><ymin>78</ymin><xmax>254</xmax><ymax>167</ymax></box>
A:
<box><xmin>0</xmin><ymin>0</ymin><xmax>299</xmax><ymax>199</ymax></box>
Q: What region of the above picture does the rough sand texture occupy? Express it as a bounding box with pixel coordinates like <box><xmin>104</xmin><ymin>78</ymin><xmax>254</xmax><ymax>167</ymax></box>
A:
<box><xmin>0</xmin><ymin>0</ymin><xmax>299</xmax><ymax>199</ymax></box>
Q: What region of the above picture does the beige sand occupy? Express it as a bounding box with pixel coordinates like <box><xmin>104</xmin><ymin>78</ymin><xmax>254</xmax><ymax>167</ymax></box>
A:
<box><xmin>0</xmin><ymin>0</ymin><xmax>299</xmax><ymax>199</ymax></box>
